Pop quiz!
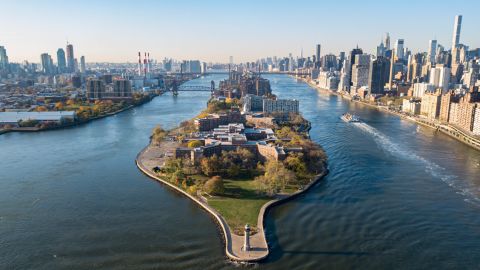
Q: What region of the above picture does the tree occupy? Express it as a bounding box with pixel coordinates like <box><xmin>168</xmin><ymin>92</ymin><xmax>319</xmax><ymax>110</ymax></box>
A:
<box><xmin>255</xmin><ymin>160</ymin><xmax>296</xmax><ymax>196</ymax></box>
<box><xmin>66</xmin><ymin>99</ymin><xmax>75</xmax><ymax>106</ymax></box>
<box><xmin>203</xmin><ymin>176</ymin><xmax>225</xmax><ymax>195</ymax></box>
<box><xmin>152</xmin><ymin>125</ymin><xmax>168</xmax><ymax>144</ymax></box>
<box><xmin>200</xmin><ymin>155</ymin><xmax>221</xmax><ymax>176</ymax></box>
<box><xmin>35</xmin><ymin>106</ymin><xmax>48</xmax><ymax>112</ymax></box>
<box><xmin>284</xmin><ymin>153</ymin><xmax>307</xmax><ymax>178</ymax></box>
<box><xmin>187</xmin><ymin>140</ymin><xmax>202</xmax><ymax>148</ymax></box>
<box><xmin>54</xmin><ymin>102</ymin><xmax>64</xmax><ymax>111</ymax></box>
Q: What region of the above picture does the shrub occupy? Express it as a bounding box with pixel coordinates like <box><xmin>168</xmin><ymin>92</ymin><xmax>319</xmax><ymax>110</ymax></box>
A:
<box><xmin>187</xmin><ymin>140</ymin><xmax>202</xmax><ymax>148</ymax></box>
<box><xmin>203</xmin><ymin>176</ymin><xmax>224</xmax><ymax>195</ymax></box>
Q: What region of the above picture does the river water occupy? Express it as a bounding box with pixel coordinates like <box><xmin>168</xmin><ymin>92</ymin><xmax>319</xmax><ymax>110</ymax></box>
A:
<box><xmin>1</xmin><ymin>74</ymin><xmax>479</xmax><ymax>269</ymax></box>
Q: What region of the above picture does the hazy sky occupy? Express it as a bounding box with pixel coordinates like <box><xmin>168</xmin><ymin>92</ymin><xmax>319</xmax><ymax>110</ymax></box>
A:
<box><xmin>0</xmin><ymin>0</ymin><xmax>478</xmax><ymax>63</ymax></box>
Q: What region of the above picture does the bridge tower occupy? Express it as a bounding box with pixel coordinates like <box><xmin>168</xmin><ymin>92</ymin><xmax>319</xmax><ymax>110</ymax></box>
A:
<box><xmin>210</xmin><ymin>80</ymin><xmax>215</xmax><ymax>96</ymax></box>
<box><xmin>172</xmin><ymin>79</ymin><xmax>178</xmax><ymax>96</ymax></box>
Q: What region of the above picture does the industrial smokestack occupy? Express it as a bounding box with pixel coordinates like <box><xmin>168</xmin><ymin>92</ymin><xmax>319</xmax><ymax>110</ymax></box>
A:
<box><xmin>143</xmin><ymin>52</ymin><xmax>147</xmax><ymax>77</ymax></box>
<box><xmin>137</xmin><ymin>52</ymin><xmax>142</xmax><ymax>76</ymax></box>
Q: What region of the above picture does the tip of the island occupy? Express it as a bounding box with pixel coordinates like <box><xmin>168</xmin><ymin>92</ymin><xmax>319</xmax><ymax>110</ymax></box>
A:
<box><xmin>136</xmin><ymin>70</ymin><xmax>327</xmax><ymax>262</ymax></box>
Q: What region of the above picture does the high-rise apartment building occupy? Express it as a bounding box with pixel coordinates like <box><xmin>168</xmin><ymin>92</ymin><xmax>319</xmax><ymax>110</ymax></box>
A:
<box><xmin>86</xmin><ymin>79</ymin><xmax>105</xmax><ymax>99</ymax></box>
<box><xmin>80</xmin><ymin>56</ymin><xmax>86</xmax><ymax>73</ymax></box>
<box><xmin>113</xmin><ymin>79</ymin><xmax>132</xmax><ymax>97</ymax></box>
<box><xmin>368</xmin><ymin>56</ymin><xmax>390</xmax><ymax>94</ymax></box>
<box><xmin>395</xmin><ymin>39</ymin><xmax>405</xmax><ymax>60</ymax></box>
<box><xmin>384</xmin><ymin>33</ymin><xmax>391</xmax><ymax>50</ymax></box>
<box><xmin>428</xmin><ymin>40</ymin><xmax>437</xmax><ymax>64</ymax></box>
<box><xmin>0</xmin><ymin>46</ymin><xmax>8</xmax><ymax>69</ymax></box>
<box><xmin>57</xmin><ymin>48</ymin><xmax>66</xmax><ymax>73</ymax></box>
<box><xmin>420</xmin><ymin>90</ymin><xmax>442</xmax><ymax>119</ymax></box>
<box><xmin>40</xmin><ymin>53</ymin><xmax>54</xmax><ymax>74</ymax></box>
<box><xmin>452</xmin><ymin>15</ymin><xmax>462</xmax><ymax>49</ymax></box>
<box><xmin>315</xmin><ymin>44</ymin><xmax>321</xmax><ymax>67</ymax></box>
<box><xmin>429</xmin><ymin>65</ymin><xmax>451</xmax><ymax>92</ymax></box>
<box><xmin>351</xmin><ymin>54</ymin><xmax>370</xmax><ymax>92</ymax></box>
<box><xmin>66</xmin><ymin>44</ymin><xmax>75</xmax><ymax>73</ymax></box>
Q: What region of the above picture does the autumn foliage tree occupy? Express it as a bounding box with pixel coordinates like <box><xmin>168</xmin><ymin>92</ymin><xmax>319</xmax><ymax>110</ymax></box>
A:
<box><xmin>203</xmin><ymin>176</ymin><xmax>224</xmax><ymax>195</ymax></box>
<box><xmin>255</xmin><ymin>160</ymin><xmax>296</xmax><ymax>196</ymax></box>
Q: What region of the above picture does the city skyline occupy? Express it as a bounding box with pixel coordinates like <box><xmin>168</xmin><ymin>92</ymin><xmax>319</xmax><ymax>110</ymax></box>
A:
<box><xmin>0</xmin><ymin>0</ymin><xmax>478</xmax><ymax>63</ymax></box>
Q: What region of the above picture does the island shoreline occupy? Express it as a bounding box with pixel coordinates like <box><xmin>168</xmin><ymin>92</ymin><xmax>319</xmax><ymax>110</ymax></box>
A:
<box><xmin>135</xmin><ymin>142</ymin><xmax>328</xmax><ymax>262</ymax></box>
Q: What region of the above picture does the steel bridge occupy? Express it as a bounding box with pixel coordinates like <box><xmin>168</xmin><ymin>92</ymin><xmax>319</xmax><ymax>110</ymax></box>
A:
<box><xmin>167</xmin><ymin>80</ymin><xmax>216</xmax><ymax>96</ymax></box>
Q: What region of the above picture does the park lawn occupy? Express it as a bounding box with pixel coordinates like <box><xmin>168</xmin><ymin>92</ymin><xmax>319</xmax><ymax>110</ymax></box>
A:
<box><xmin>207</xmin><ymin>178</ymin><xmax>270</xmax><ymax>234</ymax></box>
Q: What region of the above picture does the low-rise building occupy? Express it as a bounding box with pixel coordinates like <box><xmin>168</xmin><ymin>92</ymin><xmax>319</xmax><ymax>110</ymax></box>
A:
<box><xmin>0</xmin><ymin>111</ymin><xmax>76</xmax><ymax>126</ymax></box>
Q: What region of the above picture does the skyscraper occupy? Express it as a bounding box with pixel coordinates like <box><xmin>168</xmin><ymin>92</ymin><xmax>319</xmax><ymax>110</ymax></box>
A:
<box><xmin>80</xmin><ymin>56</ymin><xmax>86</xmax><ymax>73</ymax></box>
<box><xmin>368</xmin><ymin>56</ymin><xmax>390</xmax><ymax>94</ymax></box>
<box><xmin>394</xmin><ymin>39</ymin><xmax>404</xmax><ymax>60</ymax></box>
<box><xmin>384</xmin><ymin>33</ymin><xmax>391</xmax><ymax>50</ymax></box>
<box><xmin>315</xmin><ymin>44</ymin><xmax>321</xmax><ymax>67</ymax></box>
<box><xmin>347</xmin><ymin>47</ymin><xmax>363</xmax><ymax>90</ymax></box>
<box><xmin>452</xmin><ymin>15</ymin><xmax>462</xmax><ymax>49</ymax></box>
<box><xmin>66</xmin><ymin>44</ymin><xmax>75</xmax><ymax>72</ymax></box>
<box><xmin>57</xmin><ymin>48</ymin><xmax>66</xmax><ymax>73</ymax></box>
<box><xmin>427</xmin><ymin>40</ymin><xmax>437</xmax><ymax>64</ymax></box>
<box><xmin>0</xmin><ymin>46</ymin><xmax>8</xmax><ymax>69</ymax></box>
<box><xmin>351</xmin><ymin>54</ymin><xmax>370</xmax><ymax>92</ymax></box>
<box><xmin>376</xmin><ymin>41</ymin><xmax>386</xmax><ymax>57</ymax></box>
<box><xmin>40</xmin><ymin>53</ymin><xmax>54</xmax><ymax>74</ymax></box>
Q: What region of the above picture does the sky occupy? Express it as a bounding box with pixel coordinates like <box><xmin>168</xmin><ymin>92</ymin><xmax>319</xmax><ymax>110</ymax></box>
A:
<box><xmin>0</xmin><ymin>0</ymin><xmax>478</xmax><ymax>63</ymax></box>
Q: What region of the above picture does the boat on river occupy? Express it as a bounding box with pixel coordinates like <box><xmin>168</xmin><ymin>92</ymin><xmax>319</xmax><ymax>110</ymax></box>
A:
<box><xmin>341</xmin><ymin>113</ymin><xmax>360</xmax><ymax>123</ymax></box>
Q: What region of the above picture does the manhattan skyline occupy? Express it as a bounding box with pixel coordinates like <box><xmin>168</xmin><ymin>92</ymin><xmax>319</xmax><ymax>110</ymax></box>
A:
<box><xmin>1</xmin><ymin>0</ymin><xmax>478</xmax><ymax>63</ymax></box>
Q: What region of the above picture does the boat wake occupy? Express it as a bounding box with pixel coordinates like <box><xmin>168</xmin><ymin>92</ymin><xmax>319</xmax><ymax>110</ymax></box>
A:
<box><xmin>353</xmin><ymin>122</ymin><xmax>480</xmax><ymax>206</ymax></box>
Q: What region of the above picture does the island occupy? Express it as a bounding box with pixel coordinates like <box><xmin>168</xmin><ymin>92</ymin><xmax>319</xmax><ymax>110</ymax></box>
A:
<box><xmin>136</xmin><ymin>71</ymin><xmax>327</xmax><ymax>262</ymax></box>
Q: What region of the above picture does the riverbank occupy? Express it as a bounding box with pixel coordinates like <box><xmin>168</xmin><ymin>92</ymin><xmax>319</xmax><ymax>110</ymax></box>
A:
<box><xmin>136</xmin><ymin>142</ymin><xmax>327</xmax><ymax>262</ymax></box>
<box><xmin>0</xmin><ymin>93</ymin><xmax>159</xmax><ymax>135</ymax></box>
<box><xmin>297</xmin><ymin>76</ymin><xmax>480</xmax><ymax>151</ymax></box>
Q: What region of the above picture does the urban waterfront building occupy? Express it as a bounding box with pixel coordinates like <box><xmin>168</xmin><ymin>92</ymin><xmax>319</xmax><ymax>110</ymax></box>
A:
<box><xmin>317</xmin><ymin>71</ymin><xmax>339</xmax><ymax>91</ymax></box>
<box><xmin>347</xmin><ymin>47</ymin><xmax>364</xmax><ymax>91</ymax></box>
<box><xmin>86</xmin><ymin>79</ymin><xmax>105</xmax><ymax>99</ymax></box>
<box><xmin>242</xmin><ymin>94</ymin><xmax>265</xmax><ymax>113</ymax></box>
<box><xmin>420</xmin><ymin>90</ymin><xmax>442</xmax><ymax>119</ymax></box>
<box><xmin>368</xmin><ymin>56</ymin><xmax>390</xmax><ymax>94</ymax></box>
<box><xmin>263</xmin><ymin>99</ymin><xmax>299</xmax><ymax>115</ymax></box>
<box><xmin>113</xmin><ymin>79</ymin><xmax>132</xmax><ymax>97</ymax></box>
<box><xmin>473</xmin><ymin>107</ymin><xmax>480</xmax><ymax>135</ymax></box>
<box><xmin>412</xmin><ymin>82</ymin><xmax>436</xmax><ymax>98</ymax></box>
<box><xmin>315</xmin><ymin>44</ymin><xmax>321</xmax><ymax>68</ymax></box>
<box><xmin>351</xmin><ymin>54</ymin><xmax>370</xmax><ymax>93</ymax></box>
<box><xmin>402</xmin><ymin>98</ymin><xmax>421</xmax><ymax>115</ymax></box>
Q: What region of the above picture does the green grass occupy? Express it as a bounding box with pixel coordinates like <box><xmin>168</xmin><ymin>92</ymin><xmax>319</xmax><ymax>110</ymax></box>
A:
<box><xmin>207</xmin><ymin>178</ymin><xmax>270</xmax><ymax>234</ymax></box>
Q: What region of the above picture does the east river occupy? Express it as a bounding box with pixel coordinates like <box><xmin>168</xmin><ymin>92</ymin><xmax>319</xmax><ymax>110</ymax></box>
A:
<box><xmin>1</xmin><ymin>74</ymin><xmax>480</xmax><ymax>269</ymax></box>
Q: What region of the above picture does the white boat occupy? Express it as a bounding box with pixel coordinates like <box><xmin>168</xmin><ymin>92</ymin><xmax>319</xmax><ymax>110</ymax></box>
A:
<box><xmin>341</xmin><ymin>113</ymin><xmax>360</xmax><ymax>123</ymax></box>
